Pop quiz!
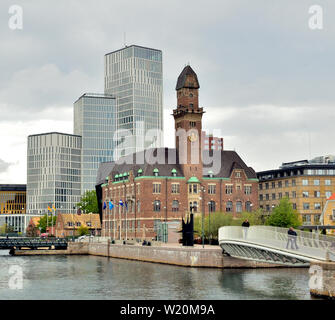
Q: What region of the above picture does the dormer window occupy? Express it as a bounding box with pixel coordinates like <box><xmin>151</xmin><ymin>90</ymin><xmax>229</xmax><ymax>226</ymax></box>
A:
<box><xmin>171</xmin><ymin>168</ymin><xmax>177</xmax><ymax>177</ymax></box>
<box><xmin>153</xmin><ymin>168</ymin><xmax>159</xmax><ymax>177</ymax></box>
<box><xmin>115</xmin><ymin>174</ymin><xmax>119</xmax><ymax>182</ymax></box>
<box><xmin>190</xmin><ymin>121</ymin><xmax>196</xmax><ymax>128</ymax></box>
<box><xmin>189</xmin><ymin>93</ymin><xmax>193</xmax><ymax>97</ymax></box>
<box><xmin>137</xmin><ymin>168</ymin><xmax>143</xmax><ymax>177</ymax></box>
<box><xmin>208</xmin><ymin>170</ymin><xmax>213</xmax><ymax>178</ymax></box>
<box><xmin>236</xmin><ymin>171</ymin><xmax>241</xmax><ymax>178</ymax></box>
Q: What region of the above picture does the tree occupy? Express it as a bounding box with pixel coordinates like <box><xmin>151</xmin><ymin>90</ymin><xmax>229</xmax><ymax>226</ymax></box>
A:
<box><xmin>37</xmin><ymin>214</ymin><xmax>56</xmax><ymax>233</ymax></box>
<box><xmin>266</xmin><ymin>197</ymin><xmax>301</xmax><ymax>228</ymax></box>
<box><xmin>78</xmin><ymin>225</ymin><xmax>90</xmax><ymax>236</ymax></box>
<box><xmin>0</xmin><ymin>223</ymin><xmax>15</xmax><ymax>235</ymax></box>
<box><xmin>77</xmin><ymin>190</ymin><xmax>99</xmax><ymax>213</ymax></box>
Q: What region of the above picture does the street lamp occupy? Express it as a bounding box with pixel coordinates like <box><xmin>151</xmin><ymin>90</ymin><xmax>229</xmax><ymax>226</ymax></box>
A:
<box><xmin>207</xmin><ymin>202</ymin><xmax>211</xmax><ymax>245</ymax></box>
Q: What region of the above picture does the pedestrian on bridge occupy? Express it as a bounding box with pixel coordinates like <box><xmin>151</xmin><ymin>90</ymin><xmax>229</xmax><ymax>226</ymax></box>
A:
<box><xmin>286</xmin><ymin>227</ymin><xmax>299</xmax><ymax>250</ymax></box>
<box><xmin>242</xmin><ymin>220</ymin><xmax>250</xmax><ymax>239</ymax></box>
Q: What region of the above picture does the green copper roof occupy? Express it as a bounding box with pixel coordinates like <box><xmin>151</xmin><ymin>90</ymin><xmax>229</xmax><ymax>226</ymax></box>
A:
<box><xmin>138</xmin><ymin>168</ymin><xmax>143</xmax><ymax>173</ymax></box>
<box><xmin>106</xmin><ymin>176</ymin><xmax>109</xmax><ymax>180</ymax></box>
<box><xmin>115</xmin><ymin>174</ymin><xmax>119</xmax><ymax>178</ymax></box>
<box><xmin>123</xmin><ymin>172</ymin><xmax>127</xmax><ymax>177</ymax></box>
<box><xmin>208</xmin><ymin>170</ymin><xmax>213</xmax><ymax>174</ymax></box>
<box><xmin>171</xmin><ymin>168</ymin><xmax>177</xmax><ymax>173</ymax></box>
<box><xmin>187</xmin><ymin>176</ymin><xmax>201</xmax><ymax>183</ymax></box>
<box><xmin>153</xmin><ymin>168</ymin><xmax>159</xmax><ymax>173</ymax></box>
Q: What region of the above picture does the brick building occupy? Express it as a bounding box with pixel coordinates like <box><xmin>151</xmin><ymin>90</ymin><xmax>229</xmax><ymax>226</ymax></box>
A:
<box><xmin>96</xmin><ymin>65</ymin><xmax>258</xmax><ymax>241</ymax></box>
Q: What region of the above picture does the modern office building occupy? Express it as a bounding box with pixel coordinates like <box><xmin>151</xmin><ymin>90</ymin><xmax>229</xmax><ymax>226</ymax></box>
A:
<box><xmin>104</xmin><ymin>45</ymin><xmax>163</xmax><ymax>157</ymax></box>
<box><xmin>27</xmin><ymin>132</ymin><xmax>82</xmax><ymax>215</ymax></box>
<box><xmin>0</xmin><ymin>184</ymin><xmax>26</xmax><ymax>214</ymax></box>
<box><xmin>202</xmin><ymin>131</ymin><xmax>224</xmax><ymax>151</ymax></box>
<box><xmin>257</xmin><ymin>156</ymin><xmax>335</xmax><ymax>226</ymax></box>
<box><xmin>74</xmin><ymin>93</ymin><xmax>117</xmax><ymax>193</ymax></box>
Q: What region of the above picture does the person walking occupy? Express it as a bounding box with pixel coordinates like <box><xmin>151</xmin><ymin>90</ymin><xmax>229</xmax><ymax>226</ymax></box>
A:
<box><xmin>286</xmin><ymin>227</ymin><xmax>299</xmax><ymax>250</ymax></box>
<box><xmin>242</xmin><ymin>219</ymin><xmax>250</xmax><ymax>239</ymax></box>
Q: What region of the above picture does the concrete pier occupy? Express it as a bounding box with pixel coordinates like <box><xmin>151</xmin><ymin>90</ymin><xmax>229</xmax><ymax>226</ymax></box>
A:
<box><xmin>14</xmin><ymin>242</ymin><xmax>290</xmax><ymax>269</ymax></box>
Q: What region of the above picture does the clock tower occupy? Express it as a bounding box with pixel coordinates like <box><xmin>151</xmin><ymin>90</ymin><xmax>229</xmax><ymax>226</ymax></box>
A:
<box><xmin>173</xmin><ymin>65</ymin><xmax>205</xmax><ymax>180</ymax></box>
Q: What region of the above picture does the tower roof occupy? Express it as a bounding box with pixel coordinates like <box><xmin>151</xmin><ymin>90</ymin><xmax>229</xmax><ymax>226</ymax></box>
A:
<box><xmin>176</xmin><ymin>65</ymin><xmax>200</xmax><ymax>90</ymax></box>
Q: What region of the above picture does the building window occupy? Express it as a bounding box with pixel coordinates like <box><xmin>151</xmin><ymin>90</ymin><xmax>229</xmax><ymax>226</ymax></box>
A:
<box><xmin>190</xmin><ymin>121</ymin><xmax>196</xmax><ymax>127</ymax></box>
<box><xmin>172</xmin><ymin>200</ymin><xmax>179</xmax><ymax>212</ymax></box>
<box><xmin>314</xmin><ymin>180</ymin><xmax>320</xmax><ymax>186</ymax></box>
<box><xmin>302</xmin><ymin>179</ymin><xmax>308</xmax><ymax>186</ymax></box>
<box><xmin>292</xmin><ymin>191</ymin><xmax>296</xmax><ymax>198</ymax></box>
<box><xmin>153</xmin><ymin>183</ymin><xmax>161</xmax><ymax>194</ymax></box>
<box><xmin>236</xmin><ymin>172</ymin><xmax>241</xmax><ymax>178</ymax></box>
<box><xmin>193</xmin><ymin>184</ymin><xmax>198</xmax><ymax>194</ymax></box>
<box><xmin>259</xmin><ymin>194</ymin><xmax>263</xmax><ymax>201</ymax></box>
<box><xmin>266</xmin><ymin>194</ymin><xmax>269</xmax><ymax>200</ymax></box>
<box><xmin>226</xmin><ymin>201</ymin><xmax>233</xmax><ymax>212</ymax></box>
<box><xmin>208</xmin><ymin>201</ymin><xmax>216</xmax><ymax>213</ymax></box>
<box><xmin>245</xmin><ymin>201</ymin><xmax>252</xmax><ymax>212</ymax></box>
<box><xmin>208</xmin><ymin>185</ymin><xmax>216</xmax><ymax>194</ymax></box>
<box><xmin>278</xmin><ymin>181</ymin><xmax>282</xmax><ymax>188</ymax></box>
<box><xmin>272</xmin><ymin>193</ymin><xmax>276</xmax><ymax>200</ymax></box>
<box><xmin>272</xmin><ymin>182</ymin><xmax>275</xmax><ymax>188</ymax></box>
<box><xmin>302</xmin><ymin>191</ymin><xmax>309</xmax><ymax>198</ymax></box>
<box><xmin>171</xmin><ymin>183</ymin><xmax>180</xmax><ymax>194</ymax></box>
<box><xmin>278</xmin><ymin>193</ymin><xmax>282</xmax><ymax>199</ymax></box>
<box><xmin>292</xmin><ymin>203</ymin><xmax>297</xmax><ymax>210</ymax></box>
<box><xmin>303</xmin><ymin>203</ymin><xmax>310</xmax><ymax>210</ymax></box>
<box><xmin>244</xmin><ymin>186</ymin><xmax>252</xmax><ymax>195</ymax></box>
<box><xmin>192</xmin><ymin>201</ymin><xmax>198</xmax><ymax>212</ymax></box>
<box><xmin>285</xmin><ymin>180</ymin><xmax>289</xmax><ymax>187</ymax></box>
<box><xmin>326</xmin><ymin>191</ymin><xmax>332</xmax><ymax>198</ymax></box>
<box><xmin>325</xmin><ymin>179</ymin><xmax>331</xmax><ymax>186</ymax></box>
<box><xmin>236</xmin><ymin>201</ymin><xmax>242</xmax><ymax>213</ymax></box>
<box><xmin>153</xmin><ymin>200</ymin><xmax>161</xmax><ymax>212</ymax></box>
<box><xmin>302</xmin><ymin>214</ymin><xmax>311</xmax><ymax>224</ymax></box>
<box><xmin>259</xmin><ymin>184</ymin><xmax>263</xmax><ymax>190</ymax></box>
<box><xmin>314</xmin><ymin>191</ymin><xmax>321</xmax><ymax>198</ymax></box>
<box><xmin>292</xmin><ymin>179</ymin><xmax>296</xmax><ymax>186</ymax></box>
<box><xmin>314</xmin><ymin>215</ymin><xmax>321</xmax><ymax>223</ymax></box>
<box><xmin>265</xmin><ymin>183</ymin><xmax>269</xmax><ymax>190</ymax></box>
<box><xmin>285</xmin><ymin>192</ymin><xmax>289</xmax><ymax>198</ymax></box>
<box><xmin>314</xmin><ymin>203</ymin><xmax>321</xmax><ymax>210</ymax></box>
<box><xmin>137</xmin><ymin>201</ymin><xmax>140</xmax><ymax>213</ymax></box>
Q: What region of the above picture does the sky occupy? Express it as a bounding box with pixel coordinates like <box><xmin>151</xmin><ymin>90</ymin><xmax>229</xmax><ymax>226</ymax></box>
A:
<box><xmin>0</xmin><ymin>0</ymin><xmax>334</xmax><ymax>184</ymax></box>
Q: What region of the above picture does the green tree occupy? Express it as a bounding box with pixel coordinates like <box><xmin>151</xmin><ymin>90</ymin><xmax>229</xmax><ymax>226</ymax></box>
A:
<box><xmin>78</xmin><ymin>225</ymin><xmax>90</xmax><ymax>236</ymax></box>
<box><xmin>266</xmin><ymin>197</ymin><xmax>301</xmax><ymax>228</ymax></box>
<box><xmin>37</xmin><ymin>214</ymin><xmax>57</xmax><ymax>233</ymax></box>
<box><xmin>77</xmin><ymin>190</ymin><xmax>99</xmax><ymax>213</ymax></box>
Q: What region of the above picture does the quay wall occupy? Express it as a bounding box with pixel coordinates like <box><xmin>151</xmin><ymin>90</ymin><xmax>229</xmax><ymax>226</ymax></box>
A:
<box><xmin>14</xmin><ymin>242</ymin><xmax>288</xmax><ymax>268</ymax></box>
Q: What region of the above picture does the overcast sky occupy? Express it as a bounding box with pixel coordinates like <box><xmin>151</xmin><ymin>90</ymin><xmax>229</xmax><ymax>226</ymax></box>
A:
<box><xmin>0</xmin><ymin>0</ymin><xmax>334</xmax><ymax>184</ymax></box>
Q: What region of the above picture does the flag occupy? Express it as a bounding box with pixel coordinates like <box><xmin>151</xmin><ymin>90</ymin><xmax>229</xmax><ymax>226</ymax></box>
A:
<box><xmin>125</xmin><ymin>201</ymin><xmax>128</xmax><ymax>210</ymax></box>
<box><xmin>109</xmin><ymin>201</ymin><xmax>114</xmax><ymax>210</ymax></box>
<box><xmin>119</xmin><ymin>200</ymin><xmax>124</xmax><ymax>207</ymax></box>
<box><xmin>103</xmin><ymin>202</ymin><xmax>107</xmax><ymax>210</ymax></box>
<box><xmin>47</xmin><ymin>206</ymin><xmax>52</xmax><ymax>212</ymax></box>
<box><xmin>52</xmin><ymin>204</ymin><xmax>56</xmax><ymax>211</ymax></box>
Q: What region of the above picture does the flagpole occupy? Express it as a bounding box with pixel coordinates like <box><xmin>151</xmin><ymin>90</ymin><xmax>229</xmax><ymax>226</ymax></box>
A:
<box><xmin>113</xmin><ymin>204</ymin><xmax>115</xmax><ymax>241</ymax></box>
<box><xmin>126</xmin><ymin>201</ymin><xmax>128</xmax><ymax>241</ymax></box>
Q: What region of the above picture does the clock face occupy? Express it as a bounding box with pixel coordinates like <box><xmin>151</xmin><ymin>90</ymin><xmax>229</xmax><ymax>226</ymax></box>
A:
<box><xmin>188</xmin><ymin>132</ymin><xmax>198</xmax><ymax>142</ymax></box>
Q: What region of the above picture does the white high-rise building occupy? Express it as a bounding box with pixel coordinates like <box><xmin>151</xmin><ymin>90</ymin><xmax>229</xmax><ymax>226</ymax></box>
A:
<box><xmin>27</xmin><ymin>132</ymin><xmax>82</xmax><ymax>214</ymax></box>
<box><xmin>74</xmin><ymin>93</ymin><xmax>117</xmax><ymax>193</ymax></box>
<box><xmin>104</xmin><ymin>45</ymin><xmax>163</xmax><ymax>157</ymax></box>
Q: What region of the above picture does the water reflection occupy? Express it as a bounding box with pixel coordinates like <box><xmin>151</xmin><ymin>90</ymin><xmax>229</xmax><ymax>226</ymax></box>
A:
<box><xmin>0</xmin><ymin>255</ymin><xmax>312</xmax><ymax>300</ymax></box>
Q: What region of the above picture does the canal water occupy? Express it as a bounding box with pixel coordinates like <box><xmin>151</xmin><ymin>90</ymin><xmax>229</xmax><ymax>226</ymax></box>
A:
<box><xmin>0</xmin><ymin>251</ymin><xmax>313</xmax><ymax>300</ymax></box>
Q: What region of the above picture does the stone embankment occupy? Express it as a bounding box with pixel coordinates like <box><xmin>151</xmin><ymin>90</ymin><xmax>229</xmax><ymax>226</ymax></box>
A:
<box><xmin>14</xmin><ymin>241</ymin><xmax>287</xmax><ymax>269</ymax></box>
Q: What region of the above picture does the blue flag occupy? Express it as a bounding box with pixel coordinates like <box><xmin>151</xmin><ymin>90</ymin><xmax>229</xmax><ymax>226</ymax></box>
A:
<box><xmin>103</xmin><ymin>202</ymin><xmax>106</xmax><ymax>210</ymax></box>
<box><xmin>119</xmin><ymin>200</ymin><xmax>124</xmax><ymax>207</ymax></box>
<box><xmin>109</xmin><ymin>201</ymin><xmax>114</xmax><ymax>210</ymax></box>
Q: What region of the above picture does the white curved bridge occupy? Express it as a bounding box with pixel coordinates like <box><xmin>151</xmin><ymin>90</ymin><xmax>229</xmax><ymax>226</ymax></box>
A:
<box><xmin>219</xmin><ymin>226</ymin><xmax>335</xmax><ymax>266</ymax></box>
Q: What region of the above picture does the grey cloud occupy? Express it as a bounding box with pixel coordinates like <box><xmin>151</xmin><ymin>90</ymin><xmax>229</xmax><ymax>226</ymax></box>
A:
<box><xmin>0</xmin><ymin>159</ymin><xmax>13</xmax><ymax>173</ymax></box>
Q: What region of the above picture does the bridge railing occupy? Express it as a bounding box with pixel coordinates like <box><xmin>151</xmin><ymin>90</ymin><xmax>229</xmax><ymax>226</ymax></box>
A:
<box><xmin>218</xmin><ymin>226</ymin><xmax>335</xmax><ymax>261</ymax></box>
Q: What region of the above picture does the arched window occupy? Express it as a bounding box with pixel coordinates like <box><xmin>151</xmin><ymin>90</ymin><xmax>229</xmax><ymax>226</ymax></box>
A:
<box><xmin>153</xmin><ymin>200</ymin><xmax>161</xmax><ymax>212</ymax></box>
<box><xmin>172</xmin><ymin>200</ymin><xmax>179</xmax><ymax>212</ymax></box>
<box><xmin>236</xmin><ymin>201</ymin><xmax>242</xmax><ymax>213</ymax></box>
<box><xmin>245</xmin><ymin>201</ymin><xmax>252</xmax><ymax>212</ymax></box>
<box><xmin>226</xmin><ymin>201</ymin><xmax>233</xmax><ymax>212</ymax></box>
<box><xmin>208</xmin><ymin>201</ymin><xmax>216</xmax><ymax>213</ymax></box>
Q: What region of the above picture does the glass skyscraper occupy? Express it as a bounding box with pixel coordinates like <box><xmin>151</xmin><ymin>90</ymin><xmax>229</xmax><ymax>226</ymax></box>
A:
<box><xmin>104</xmin><ymin>45</ymin><xmax>163</xmax><ymax>157</ymax></box>
<box><xmin>74</xmin><ymin>93</ymin><xmax>117</xmax><ymax>193</ymax></box>
<box><xmin>27</xmin><ymin>132</ymin><xmax>82</xmax><ymax>214</ymax></box>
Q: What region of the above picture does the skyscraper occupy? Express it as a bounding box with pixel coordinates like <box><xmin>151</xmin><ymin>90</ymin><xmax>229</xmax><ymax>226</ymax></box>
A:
<box><xmin>104</xmin><ymin>45</ymin><xmax>163</xmax><ymax>157</ymax></box>
<box><xmin>27</xmin><ymin>132</ymin><xmax>82</xmax><ymax>214</ymax></box>
<box><xmin>74</xmin><ymin>93</ymin><xmax>117</xmax><ymax>193</ymax></box>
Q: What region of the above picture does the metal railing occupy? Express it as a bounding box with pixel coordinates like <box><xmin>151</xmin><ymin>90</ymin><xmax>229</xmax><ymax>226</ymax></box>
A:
<box><xmin>219</xmin><ymin>226</ymin><xmax>335</xmax><ymax>261</ymax></box>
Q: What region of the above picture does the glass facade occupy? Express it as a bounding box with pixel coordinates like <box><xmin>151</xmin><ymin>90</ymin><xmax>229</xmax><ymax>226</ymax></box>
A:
<box><xmin>0</xmin><ymin>185</ymin><xmax>26</xmax><ymax>214</ymax></box>
<box><xmin>104</xmin><ymin>45</ymin><xmax>163</xmax><ymax>157</ymax></box>
<box><xmin>74</xmin><ymin>94</ymin><xmax>117</xmax><ymax>193</ymax></box>
<box><xmin>27</xmin><ymin>133</ymin><xmax>82</xmax><ymax>214</ymax></box>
